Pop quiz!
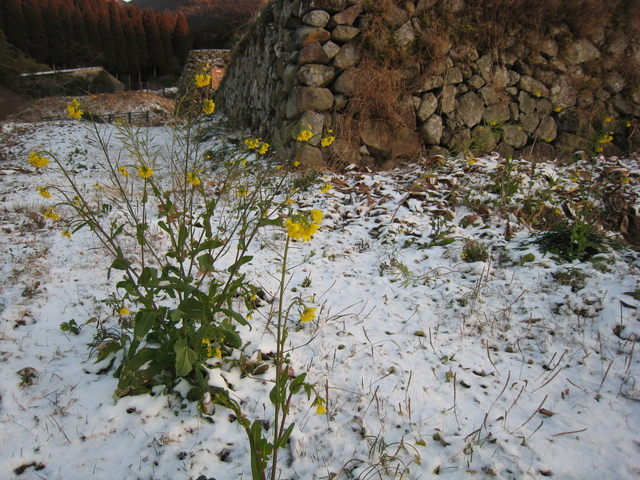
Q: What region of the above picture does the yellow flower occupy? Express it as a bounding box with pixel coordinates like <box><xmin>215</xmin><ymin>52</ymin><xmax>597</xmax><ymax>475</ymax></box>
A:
<box><xmin>195</xmin><ymin>73</ymin><xmax>212</xmax><ymax>88</ymax></box>
<box><xmin>67</xmin><ymin>98</ymin><xmax>82</xmax><ymax>119</ymax></box>
<box><xmin>598</xmin><ymin>134</ymin><xmax>613</xmax><ymax>143</ymax></box>
<box><xmin>276</xmin><ymin>165</ymin><xmax>283</xmax><ymax>170</ymax></box>
<box><xmin>44</xmin><ymin>207</ymin><xmax>59</xmax><ymax>221</ymax></box>
<box><xmin>321</xmin><ymin>183</ymin><xmax>333</xmax><ymax>193</ymax></box>
<box><xmin>545</xmin><ymin>138</ymin><xmax>552</xmax><ymax>143</ymax></box>
<box><xmin>202</xmin><ymin>338</ymin><xmax>211</xmax><ymax>347</ymax></box>
<box><xmin>187</xmin><ymin>172</ymin><xmax>201</xmax><ymax>185</ymax></box>
<box><xmin>621</xmin><ymin>176</ymin><xmax>630</xmax><ymax>185</ymax></box>
<box><xmin>138</xmin><ymin>165</ymin><xmax>154</xmax><ymax>178</ymax></box>
<box><xmin>320</xmin><ymin>135</ymin><xmax>335</xmax><ymax>147</ymax></box>
<box><xmin>316</xmin><ymin>403</ymin><xmax>327</xmax><ymax>415</ymax></box>
<box><xmin>258</xmin><ymin>143</ymin><xmax>270</xmax><ymax>155</ymax></box>
<box><xmin>595</xmin><ymin>147</ymin><xmax>603</xmax><ymax>152</ymax></box>
<box><xmin>300</xmin><ymin>306</ymin><xmax>317</xmax><ymax>323</ymax></box>
<box><xmin>297</xmin><ymin>129</ymin><xmax>314</xmax><ymax>142</ymax></box>
<box><xmin>236</xmin><ymin>186</ymin><xmax>250</xmax><ymax>197</ymax></box>
<box><xmin>310</xmin><ymin>209</ymin><xmax>324</xmax><ymax>224</ymax></box>
<box><xmin>293</xmin><ymin>160</ymin><xmax>301</xmax><ymax>167</ymax></box>
<box><xmin>212</xmin><ymin>347</ymin><xmax>222</xmax><ymax>358</ymax></box>
<box><xmin>28</xmin><ymin>151</ymin><xmax>49</xmax><ymax>168</ymax></box>
<box><xmin>554</xmin><ymin>208</ymin><xmax>562</xmax><ymax>215</ymax></box>
<box><xmin>37</xmin><ymin>186</ymin><xmax>51</xmax><ymax>198</ymax></box>
<box><xmin>285</xmin><ymin>218</ymin><xmax>302</xmax><ymax>239</ymax></box>
<box><xmin>119</xmin><ymin>307</ymin><xmax>131</xmax><ymax>316</ymax></box>
<box><xmin>62</xmin><ymin>230</ymin><xmax>72</xmax><ymax>239</ymax></box>
<box><xmin>604</xmin><ymin>117</ymin><xmax>612</xmax><ymax>123</ymax></box>
<box><xmin>468</xmin><ymin>158</ymin><xmax>476</xmax><ymax>165</ymax></box>
<box><xmin>554</xmin><ymin>107</ymin><xmax>562</xmax><ymax>112</ymax></box>
<box><xmin>244</xmin><ymin>138</ymin><xmax>260</xmax><ymax>150</ymax></box>
<box><xmin>202</xmin><ymin>99</ymin><xmax>215</xmax><ymax>115</ymax></box>
<box><xmin>118</xmin><ymin>166</ymin><xmax>130</xmax><ymax>177</ymax></box>
<box><xmin>627</xmin><ymin>122</ymin><xmax>632</xmax><ymax>127</ymax></box>
<box><xmin>533</xmin><ymin>92</ymin><xmax>541</xmax><ymax>97</ymax></box>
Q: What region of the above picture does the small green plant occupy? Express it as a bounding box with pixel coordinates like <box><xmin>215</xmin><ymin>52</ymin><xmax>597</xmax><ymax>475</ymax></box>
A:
<box><xmin>461</xmin><ymin>240</ymin><xmax>489</xmax><ymax>263</ymax></box>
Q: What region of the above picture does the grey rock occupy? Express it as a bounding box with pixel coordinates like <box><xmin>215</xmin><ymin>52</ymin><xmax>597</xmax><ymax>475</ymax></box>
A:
<box><xmin>480</xmin><ymin>86</ymin><xmax>500</xmax><ymax>105</ymax></box>
<box><xmin>502</xmin><ymin>125</ymin><xmax>528</xmax><ymax>149</ymax></box>
<box><xmin>457</xmin><ymin>92</ymin><xmax>484</xmax><ymax>128</ymax></box>
<box><xmin>332</xmin><ymin>4</ymin><xmax>363</xmax><ymax>26</ymax></box>
<box><xmin>537</xmin><ymin>38</ymin><xmax>558</xmax><ymax>58</ymax></box>
<box><xmin>332</xmin><ymin>25</ymin><xmax>360</xmax><ymax>42</ymax></box>
<box><xmin>476</xmin><ymin>54</ymin><xmax>493</xmax><ymax>81</ymax></box>
<box><xmin>520</xmin><ymin>112</ymin><xmax>540</xmax><ymax>134</ymax></box>
<box><xmin>471</xmin><ymin>125</ymin><xmax>500</xmax><ymax>153</ymax></box>
<box><xmin>483</xmin><ymin>102</ymin><xmax>511</xmax><ymax>125</ymax></box>
<box><xmin>604</xmin><ymin>72</ymin><xmax>626</xmax><ymax>95</ymax></box>
<box><xmin>469</xmin><ymin>75</ymin><xmax>486</xmax><ymax>90</ymax></box>
<box><xmin>322</xmin><ymin>41</ymin><xmax>341</xmax><ymax>59</ymax></box>
<box><xmin>441</xmin><ymin>85</ymin><xmax>457</xmax><ymax>114</ymax></box>
<box><xmin>287</xmin><ymin>86</ymin><xmax>334</xmax><ymax>118</ymax></box>
<box><xmin>332</xmin><ymin>69</ymin><xmax>358</xmax><ymax>94</ymax></box>
<box><xmin>298</xmin><ymin>110</ymin><xmax>326</xmax><ymax>146</ymax></box>
<box><xmin>394</xmin><ymin>21</ymin><xmax>415</xmax><ymax>49</ymax></box>
<box><xmin>518</xmin><ymin>75</ymin><xmax>549</xmax><ymax>97</ymax></box>
<box><xmin>415</xmin><ymin>75</ymin><xmax>444</xmax><ymax>93</ymax></box>
<box><xmin>333</xmin><ymin>43</ymin><xmax>360</xmax><ymax>70</ymax></box>
<box><xmin>518</xmin><ymin>91</ymin><xmax>536</xmax><ymax>113</ymax></box>
<box><xmin>539</xmin><ymin>116</ymin><xmax>557</xmax><ymax>142</ymax></box>
<box><xmin>507</xmin><ymin>70</ymin><xmax>521</xmax><ymax>87</ymax></box>
<box><xmin>445</xmin><ymin>67</ymin><xmax>463</xmax><ymax>85</ymax></box>
<box><xmin>294</xmin><ymin>144</ymin><xmax>324</xmax><ymax>167</ymax></box>
<box><xmin>298</xmin><ymin>42</ymin><xmax>330</xmax><ymax>64</ymax></box>
<box><xmin>297</xmin><ymin>64</ymin><xmax>336</xmax><ymax>87</ymax></box>
<box><xmin>417</xmin><ymin>93</ymin><xmax>438</xmax><ymax>122</ymax></box>
<box><xmin>302</xmin><ymin>10</ymin><xmax>330</xmax><ymax>28</ymax></box>
<box><xmin>491</xmin><ymin>65</ymin><xmax>509</xmax><ymax>89</ymax></box>
<box><xmin>297</xmin><ymin>26</ymin><xmax>331</xmax><ymax>46</ymax></box>
<box><xmin>564</xmin><ymin>39</ymin><xmax>601</xmax><ymax>65</ymax></box>
<box><xmin>550</xmin><ymin>75</ymin><xmax>577</xmax><ymax>109</ymax></box>
<box><xmin>420</xmin><ymin>114</ymin><xmax>443</xmax><ymax>144</ymax></box>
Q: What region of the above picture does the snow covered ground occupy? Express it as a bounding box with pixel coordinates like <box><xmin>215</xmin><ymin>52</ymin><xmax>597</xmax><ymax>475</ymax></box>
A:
<box><xmin>0</xmin><ymin>115</ymin><xmax>639</xmax><ymax>480</ymax></box>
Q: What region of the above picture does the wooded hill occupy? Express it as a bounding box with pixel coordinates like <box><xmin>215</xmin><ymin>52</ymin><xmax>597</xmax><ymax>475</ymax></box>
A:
<box><xmin>0</xmin><ymin>0</ymin><xmax>191</xmax><ymax>80</ymax></box>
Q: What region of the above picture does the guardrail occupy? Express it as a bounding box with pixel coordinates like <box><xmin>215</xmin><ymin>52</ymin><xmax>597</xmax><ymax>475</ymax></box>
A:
<box><xmin>105</xmin><ymin>111</ymin><xmax>150</xmax><ymax>123</ymax></box>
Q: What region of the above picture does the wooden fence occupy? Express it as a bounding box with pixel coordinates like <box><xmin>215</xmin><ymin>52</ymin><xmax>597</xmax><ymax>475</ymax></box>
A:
<box><xmin>105</xmin><ymin>111</ymin><xmax>150</xmax><ymax>123</ymax></box>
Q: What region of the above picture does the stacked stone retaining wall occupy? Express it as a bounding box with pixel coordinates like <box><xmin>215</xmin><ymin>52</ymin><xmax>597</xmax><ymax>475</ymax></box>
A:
<box><xmin>217</xmin><ymin>0</ymin><xmax>640</xmax><ymax>166</ymax></box>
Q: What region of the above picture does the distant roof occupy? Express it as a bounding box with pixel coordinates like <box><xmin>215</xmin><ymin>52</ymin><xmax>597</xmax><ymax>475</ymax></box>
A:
<box><xmin>21</xmin><ymin>67</ymin><xmax>107</xmax><ymax>77</ymax></box>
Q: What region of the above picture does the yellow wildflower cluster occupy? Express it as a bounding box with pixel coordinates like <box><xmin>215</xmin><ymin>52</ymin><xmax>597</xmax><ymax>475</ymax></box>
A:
<box><xmin>119</xmin><ymin>307</ymin><xmax>131</xmax><ymax>316</ymax></box>
<box><xmin>118</xmin><ymin>166</ymin><xmax>130</xmax><ymax>177</ymax></box>
<box><xmin>297</xmin><ymin>129</ymin><xmax>314</xmax><ymax>142</ymax></box>
<box><xmin>236</xmin><ymin>186</ymin><xmax>250</xmax><ymax>197</ymax></box>
<box><xmin>138</xmin><ymin>165</ymin><xmax>154</xmax><ymax>179</ymax></box>
<box><xmin>202</xmin><ymin>99</ymin><xmax>215</xmax><ymax>115</ymax></box>
<box><xmin>320</xmin><ymin>134</ymin><xmax>335</xmax><ymax>147</ymax></box>
<box><xmin>258</xmin><ymin>142</ymin><xmax>270</xmax><ymax>155</ymax></box>
<box><xmin>554</xmin><ymin>107</ymin><xmax>562</xmax><ymax>112</ymax></box>
<box><xmin>320</xmin><ymin>183</ymin><xmax>333</xmax><ymax>194</ymax></box>
<box><xmin>598</xmin><ymin>133</ymin><xmax>613</xmax><ymax>143</ymax></box>
<box><xmin>67</xmin><ymin>98</ymin><xmax>82</xmax><ymax>119</ymax></box>
<box><xmin>37</xmin><ymin>186</ymin><xmax>51</xmax><ymax>198</ymax></box>
<box><xmin>533</xmin><ymin>92</ymin><xmax>541</xmax><ymax>98</ymax></box>
<box><xmin>62</xmin><ymin>230</ymin><xmax>72</xmax><ymax>239</ymax></box>
<box><xmin>244</xmin><ymin>138</ymin><xmax>260</xmax><ymax>149</ymax></box>
<box><xmin>202</xmin><ymin>338</ymin><xmax>221</xmax><ymax>358</ymax></box>
<box><xmin>187</xmin><ymin>171</ymin><xmax>201</xmax><ymax>185</ymax></box>
<box><xmin>28</xmin><ymin>151</ymin><xmax>49</xmax><ymax>169</ymax></box>
<box><xmin>285</xmin><ymin>209</ymin><xmax>323</xmax><ymax>242</ymax></box>
<box><xmin>195</xmin><ymin>73</ymin><xmax>212</xmax><ymax>88</ymax></box>
<box><xmin>44</xmin><ymin>207</ymin><xmax>59</xmax><ymax>221</ymax></box>
<box><xmin>300</xmin><ymin>306</ymin><xmax>317</xmax><ymax>323</ymax></box>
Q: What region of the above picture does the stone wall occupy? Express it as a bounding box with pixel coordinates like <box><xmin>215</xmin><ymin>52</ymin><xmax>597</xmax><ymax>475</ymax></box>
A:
<box><xmin>217</xmin><ymin>0</ymin><xmax>640</xmax><ymax>166</ymax></box>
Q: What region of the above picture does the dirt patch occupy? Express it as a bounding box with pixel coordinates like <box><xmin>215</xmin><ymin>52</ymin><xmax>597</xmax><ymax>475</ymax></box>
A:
<box><xmin>4</xmin><ymin>91</ymin><xmax>176</xmax><ymax>124</ymax></box>
<box><xmin>0</xmin><ymin>87</ymin><xmax>32</xmax><ymax>121</ymax></box>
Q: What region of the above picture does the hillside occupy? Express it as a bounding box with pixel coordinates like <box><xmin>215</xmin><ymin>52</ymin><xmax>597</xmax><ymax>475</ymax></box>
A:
<box><xmin>131</xmin><ymin>0</ymin><xmax>267</xmax><ymax>47</ymax></box>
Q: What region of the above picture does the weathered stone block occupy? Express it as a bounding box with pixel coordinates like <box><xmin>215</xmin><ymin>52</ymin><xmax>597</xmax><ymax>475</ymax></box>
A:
<box><xmin>322</xmin><ymin>40</ymin><xmax>341</xmax><ymax>59</ymax></box>
<box><xmin>332</xmin><ymin>68</ymin><xmax>358</xmax><ymax>95</ymax></box>
<box><xmin>298</xmin><ymin>42</ymin><xmax>331</xmax><ymax>64</ymax></box>
<box><xmin>287</xmin><ymin>86</ymin><xmax>334</xmax><ymax>118</ymax></box>
<box><xmin>518</xmin><ymin>75</ymin><xmax>549</xmax><ymax>97</ymax></box>
<box><xmin>299</xmin><ymin>110</ymin><xmax>326</xmax><ymax>146</ymax></box>
<box><xmin>550</xmin><ymin>75</ymin><xmax>576</xmax><ymax>109</ymax></box>
<box><xmin>332</xmin><ymin>4</ymin><xmax>363</xmax><ymax>25</ymax></box>
<box><xmin>391</xmin><ymin>126</ymin><xmax>422</xmax><ymax>159</ymax></box>
<box><xmin>294</xmin><ymin>144</ymin><xmax>324</xmax><ymax>167</ymax></box>
<box><xmin>332</xmin><ymin>25</ymin><xmax>360</xmax><ymax>42</ymax></box>
<box><xmin>360</xmin><ymin>119</ymin><xmax>392</xmax><ymax>155</ymax></box>
<box><xmin>333</xmin><ymin>43</ymin><xmax>360</xmax><ymax>70</ymax></box>
<box><xmin>420</xmin><ymin>114</ymin><xmax>443</xmax><ymax>144</ymax></box>
<box><xmin>564</xmin><ymin>39</ymin><xmax>601</xmax><ymax>65</ymax></box>
<box><xmin>415</xmin><ymin>75</ymin><xmax>444</xmax><ymax>93</ymax></box>
<box><xmin>302</xmin><ymin>10</ymin><xmax>330</xmax><ymax>28</ymax></box>
<box><xmin>441</xmin><ymin>85</ymin><xmax>457</xmax><ymax>114</ymax></box>
<box><xmin>445</xmin><ymin>67</ymin><xmax>463</xmax><ymax>85</ymax></box>
<box><xmin>297</xmin><ymin>64</ymin><xmax>336</xmax><ymax>87</ymax></box>
<box><xmin>539</xmin><ymin>116</ymin><xmax>557</xmax><ymax>141</ymax></box>
<box><xmin>483</xmin><ymin>102</ymin><xmax>511</xmax><ymax>125</ymax></box>
<box><xmin>457</xmin><ymin>92</ymin><xmax>484</xmax><ymax>128</ymax></box>
<box><xmin>520</xmin><ymin>112</ymin><xmax>540</xmax><ymax>134</ymax></box>
<box><xmin>469</xmin><ymin>75</ymin><xmax>485</xmax><ymax>90</ymax></box>
<box><xmin>417</xmin><ymin>93</ymin><xmax>438</xmax><ymax>122</ymax></box>
<box><xmin>297</xmin><ymin>26</ymin><xmax>331</xmax><ymax>46</ymax></box>
<box><xmin>502</xmin><ymin>125</ymin><xmax>528</xmax><ymax>148</ymax></box>
<box><xmin>394</xmin><ymin>21</ymin><xmax>415</xmax><ymax>49</ymax></box>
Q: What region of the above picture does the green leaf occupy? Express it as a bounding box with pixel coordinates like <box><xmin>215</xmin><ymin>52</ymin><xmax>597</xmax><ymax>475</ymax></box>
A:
<box><xmin>110</xmin><ymin>257</ymin><xmax>132</xmax><ymax>271</ymax></box>
<box><xmin>134</xmin><ymin>310</ymin><xmax>159</xmax><ymax>341</ymax></box>
<box><xmin>289</xmin><ymin>373</ymin><xmax>307</xmax><ymax>395</ymax></box>
<box><xmin>227</xmin><ymin>255</ymin><xmax>253</xmax><ymax>274</ymax></box>
<box><xmin>174</xmin><ymin>339</ymin><xmax>198</xmax><ymax>377</ymax></box>
<box><xmin>276</xmin><ymin>423</ymin><xmax>295</xmax><ymax>449</ymax></box>
<box><xmin>220</xmin><ymin>308</ymin><xmax>250</xmax><ymax>327</ymax></box>
<box><xmin>136</xmin><ymin>223</ymin><xmax>148</xmax><ymax>246</ymax></box>
<box><xmin>258</xmin><ymin>217</ymin><xmax>283</xmax><ymax>227</ymax></box>
<box><xmin>190</xmin><ymin>238</ymin><xmax>224</xmax><ymax>257</ymax></box>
